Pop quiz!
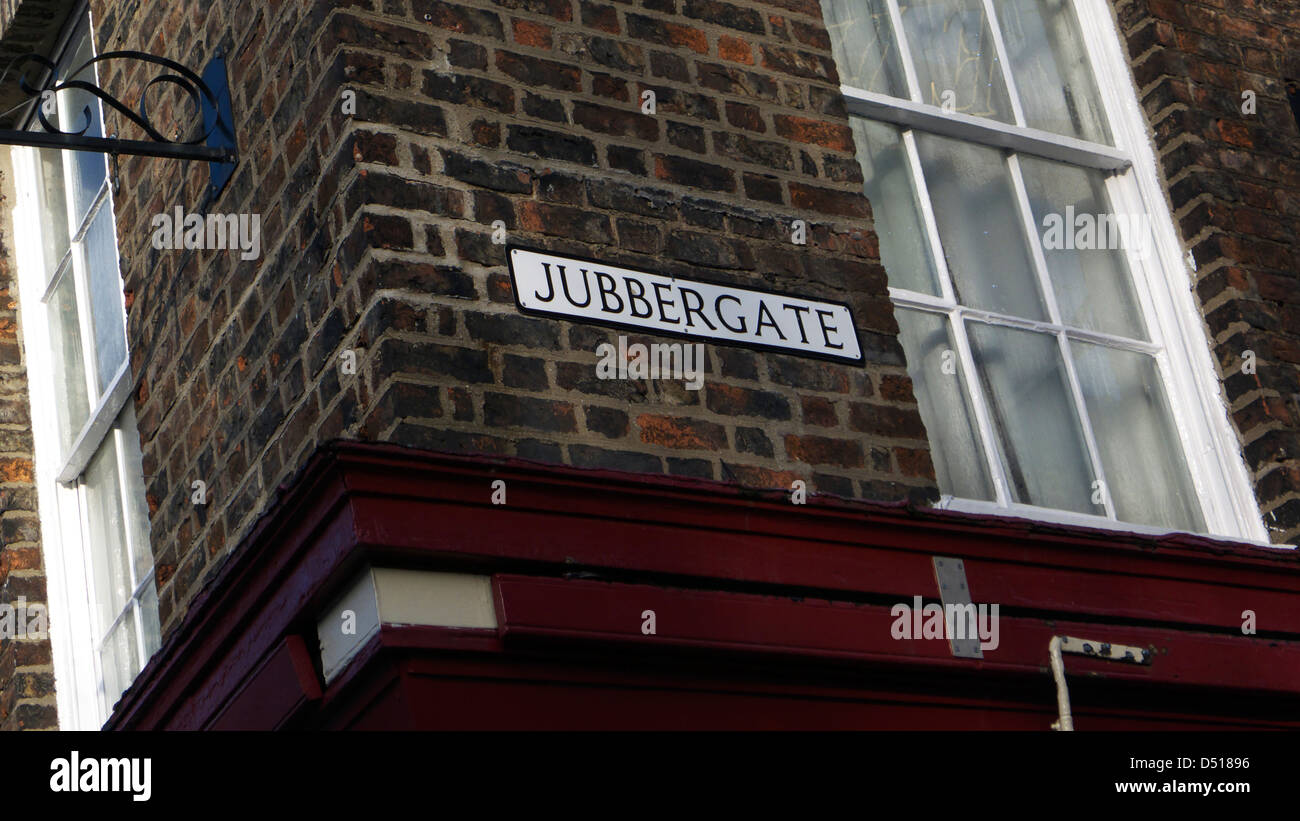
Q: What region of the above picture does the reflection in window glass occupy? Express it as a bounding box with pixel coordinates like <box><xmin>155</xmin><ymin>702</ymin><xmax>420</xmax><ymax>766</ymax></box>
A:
<box><xmin>896</xmin><ymin>308</ymin><xmax>994</xmax><ymax>500</ymax></box>
<box><xmin>46</xmin><ymin>272</ymin><xmax>90</xmax><ymax>455</ymax></box>
<box><xmin>83</xmin><ymin>435</ymin><xmax>132</xmax><ymax>631</ymax></box>
<box><xmin>34</xmin><ymin>149</ymin><xmax>70</xmax><ymax>284</ymax></box>
<box><xmin>967</xmin><ymin>321</ymin><xmax>1099</xmax><ymax>514</ymax></box>
<box><xmin>993</xmin><ymin>0</ymin><xmax>1111</xmax><ymax>142</ymax></box>
<box><xmin>100</xmin><ymin>610</ymin><xmax>139</xmax><ymax>713</ymax></box>
<box><xmin>1071</xmin><ymin>342</ymin><xmax>1205</xmax><ymax>532</ymax></box>
<box><xmin>917</xmin><ymin>133</ymin><xmax>1044</xmax><ymax>320</ymax></box>
<box><xmin>1019</xmin><ymin>155</ymin><xmax>1147</xmax><ymax>339</ymax></box>
<box><xmin>81</xmin><ymin>204</ymin><xmax>126</xmax><ymax>392</ymax></box>
<box><xmin>898</xmin><ymin>0</ymin><xmax>1015</xmax><ymax>120</ymax></box>
<box><xmin>821</xmin><ymin>0</ymin><xmax>907</xmax><ymax>96</ymax></box>
<box><xmin>850</xmin><ymin>119</ymin><xmax>941</xmax><ymax>295</ymax></box>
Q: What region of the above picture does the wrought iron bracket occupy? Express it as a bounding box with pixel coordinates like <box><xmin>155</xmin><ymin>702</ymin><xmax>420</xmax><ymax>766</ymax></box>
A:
<box><xmin>0</xmin><ymin>47</ymin><xmax>238</xmax><ymax>200</ymax></box>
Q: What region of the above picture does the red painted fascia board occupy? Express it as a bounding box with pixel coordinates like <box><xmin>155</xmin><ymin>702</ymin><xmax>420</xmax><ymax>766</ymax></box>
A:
<box><xmin>105</xmin><ymin>441</ymin><xmax>1300</xmax><ymax>729</ymax></box>
<box><xmin>331</xmin><ymin>445</ymin><xmax>1300</xmax><ymax>634</ymax></box>
<box><xmin>321</xmin><ymin>627</ymin><xmax>1295</xmax><ymax>730</ymax></box>
<box><xmin>351</xmin><ymin>491</ymin><xmax>1300</xmax><ymax>635</ymax></box>
<box><xmin>493</xmin><ymin>574</ymin><xmax>1300</xmax><ymax>703</ymax></box>
<box><xmin>206</xmin><ymin>635</ymin><xmax>323</xmax><ymax>730</ymax></box>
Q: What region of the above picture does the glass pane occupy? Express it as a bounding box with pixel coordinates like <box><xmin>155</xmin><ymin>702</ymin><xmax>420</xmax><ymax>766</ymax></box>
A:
<box><xmin>118</xmin><ymin>406</ymin><xmax>153</xmax><ymax>584</ymax></box>
<box><xmin>1072</xmin><ymin>342</ymin><xmax>1205</xmax><ymax>532</ymax></box>
<box><xmin>851</xmin><ymin>120</ymin><xmax>941</xmax><ymax>294</ymax></box>
<box><xmin>84</xmin><ymin>435</ymin><xmax>133</xmax><ymax>632</ymax></box>
<box><xmin>99</xmin><ymin>608</ymin><xmax>139</xmax><ymax>713</ymax></box>
<box><xmin>821</xmin><ymin>0</ymin><xmax>907</xmax><ymax>96</ymax></box>
<box><xmin>33</xmin><ymin>149</ymin><xmax>70</xmax><ymax>284</ymax></box>
<box><xmin>1019</xmin><ymin>155</ymin><xmax>1147</xmax><ymax>339</ymax></box>
<box><xmin>966</xmin><ymin>321</ymin><xmax>1099</xmax><ymax>514</ymax></box>
<box><xmin>58</xmin><ymin>26</ymin><xmax>107</xmax><ymax>224</ymax></box>
<box><xmin>917</xmin><ymin>133</ymin><xmax>1044</xmax><ymax>319</ymax></box>
<box><xmin>993</xmin><ymin>0</ymin><xmax>1111</xmax><ymax>143</ymax></box>
<box><xmin>896</xmin><ymin>308</ymin><xmax>994</xmax><ymax>500</ymax></box>
<box><xmin>81</xmin><ymin>203</ymin><xmax>127</xmax><ymax>393</ymax></box>
<box><xmin>140</xmin><ymin>580</ymin><xmax>161</xmax><ymax>658</ymax></box>
<box><xmin>46</xmin><ymin>271</ymin><xmax>91</xmax><ymax>455</ymax></box>
<box><xmin>897</xmin><ymin>0</ymin><xmax>1015</xmax><ymax>120</ymax></box>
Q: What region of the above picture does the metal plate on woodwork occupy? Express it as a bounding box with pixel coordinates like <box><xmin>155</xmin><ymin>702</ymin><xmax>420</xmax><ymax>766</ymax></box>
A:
<box><xmin>933</xmin><ymin>556</ymin><xmax>981</xmax><ymax>659</ymax></box>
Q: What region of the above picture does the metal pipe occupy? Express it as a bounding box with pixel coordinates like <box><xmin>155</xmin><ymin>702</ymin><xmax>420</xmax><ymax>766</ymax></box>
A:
<box><xmin>1049</xmin><ymin>636</ymin><xmax>1074</xmax><ymax>731</ymax></box>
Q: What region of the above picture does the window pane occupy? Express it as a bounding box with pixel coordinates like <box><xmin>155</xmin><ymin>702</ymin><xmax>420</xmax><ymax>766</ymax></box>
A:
<box><xmin>99</xmin><ymin>609</ymin><xmax>139</xmax><ymax>713</ymax></box>
<box><xmin>898</xmin><ymin>0</ymin><xmax>1015</xmax><ymax>120</ymax></box>
<box><xmin>118</xmin><ymin>406</ymin><xmax>153</xmax><ymax>584</ymax></box>
<box><xmin>821</xmin><ymin>0</ymin><xmax>907</xmax><ymax>96</ymax></box>
<box><xmin>966</xmin><ymin>321</ymin><xmax>1099</xmax><ymax>514</ymax></box>
<box><xmin>57</xmin><ymin>27</ymin><xmax>107</xmax><ymax>224</ymax></box>
<box><xmin>896</xmin><ymin>308</ymin><xmax>994</xmax><ymax>500</ymax></box>
<box><xmin>850</xmin><ymin>119</ymin><xmax>940</xmax><ymax>294</ymax></box>
<box><xmin>84</xmin><ymin>436</ymin><xmax>133</xmax><ymax>632</ymax></box>
<box><xmin>139</xmin><ymin>580</ymin><xmax>161</xmax><ymax>659</ymax></box>
<box><xmin>993</xmin><ymin>0</ymin><xmax>1111</xmax><ymax>143</ymax></box>
<box><xmin>33</xmin><ymin>149</ymin><xmax>70</xmax><ymax>284</ymax></box>
<box><xmin>1071</xmin><ymin>342</ymin><xmax>1205</xmax><ymax>532</ymax></box>
<box><xmin>46</xmin><ymin>271</ymin><xmax>90</xmax><ymax>455</ymax></box>
<box><xmin>1019</xmin><ymin>155</ymin><xmax>1147</xmax><ymax>339</ymax></box>
<box><xmin>916</xmin><ymin>133</ymin><xmax>1044</xmax><ymax>319</ymax></box>
<box><xmin>81</xmin><ymin>204</ymin><xmax>127</xmax><ymax>393</ymax></box>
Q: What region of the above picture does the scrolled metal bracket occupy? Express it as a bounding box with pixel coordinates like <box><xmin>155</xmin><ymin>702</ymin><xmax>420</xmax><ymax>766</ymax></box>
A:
<box><xmin>0</xmin><ymin>47</ymin><xmax>238</xmax><ymax>200</ymax></box>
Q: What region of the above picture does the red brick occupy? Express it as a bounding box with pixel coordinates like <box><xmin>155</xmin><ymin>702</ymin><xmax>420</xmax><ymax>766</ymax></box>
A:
<box><xmin>784</xmin><ymin>434</ymin><xmax>864</xmax><ymax>469</ymax></box>
<box><xmin>718</xmin><ymin>35</ymin><xmax>753</xmax><ymax>64</ymax></box>
<box><xmin>638</xmin><ymin>415</ymin><xmax>728</xmax><ymax>450</ymax></box>
<box><xmin>774</xmin><ymin>114</ymin><xmax>854</xmax><ymax>151</ymax></box>
<box><xmin>512</xmin><ymin>18</ymin><xmax>553</xmax><ymax>49</ymax></box>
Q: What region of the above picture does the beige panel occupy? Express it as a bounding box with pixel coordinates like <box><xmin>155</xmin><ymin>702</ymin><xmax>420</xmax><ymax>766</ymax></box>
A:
<box><xmin>372</xmin><ymin>568</ymin><xmax>497</xmax><ymax>630</ymax></box>
<box><xmin>317</xmin><ymin>567</ymin><xmax>381</xmax><ymax>684</ymax></box>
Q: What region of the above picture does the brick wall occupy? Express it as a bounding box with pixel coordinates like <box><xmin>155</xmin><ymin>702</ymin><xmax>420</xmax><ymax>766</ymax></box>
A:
<box><xmin>94</xmin><ymin>0</ymin><xmax>937</xmax><ymax>637</ymax></box>
<box><xmin>0</xmin><ymin>164</ymin><xmax>57</xmax><ymax>731</ymax></box>
<box><xmin>1113</xmin><ymin>0</ymin><xmax>1300</xmax><ymax>543</ymax></box>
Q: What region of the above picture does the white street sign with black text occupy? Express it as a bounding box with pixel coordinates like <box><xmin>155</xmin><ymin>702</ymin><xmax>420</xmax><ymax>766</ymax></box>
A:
<box><xmin>508</xmin><ymin>247</ymin><xmax>863</xmax><ymax>363</ymax></box>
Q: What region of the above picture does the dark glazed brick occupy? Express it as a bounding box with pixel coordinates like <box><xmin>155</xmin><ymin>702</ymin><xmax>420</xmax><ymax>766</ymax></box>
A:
<box><xmin>422</xmin><ymin>71</ymin><xmax>515</xmax><ymax>112</ymax></box>
<box><xmin>440</xmin><ymin>150</ymin><xmax>533</xmax><ymax>193</ymax></box>
<box><xmin>570</xmin><ymin>445</ymin><xmax>663</xmax><ymax>472</ymax></box>
<box><xmin>585</xmin><ymin>405</ymin><xmax>630</xmax><ymax>438</ymax></box>
<box><xmin>653</xmin><ymin>155</ymin><xmax>735</xmax><ymax>192</ymax></box>
<box><xmin>507</xmin><ymin>125</ymin><xmax>599</xmax><ymax>165</ymax></box>
<box><xmin>667</xmin><ymin>457</ymin><xmax>715</xmax><ymax>478</ymax></box>
<box><xmin>503</xmin><ymin>355</ymin><xmax>550</xmax><ymax>390</ymax></box>
<box><xmin>413</xmin><ymin>0</ymin><xmax>505</xmax><ymax>38</ymax></box>
<box><xmin>466</xmin><ymin>312</ymin><xmax>562</xmax><ymax>347</ymax></box>
<box><xmin>484</xmin><ymin>393</ymin><xmax>577</xmax><ymax>432</ymax></box>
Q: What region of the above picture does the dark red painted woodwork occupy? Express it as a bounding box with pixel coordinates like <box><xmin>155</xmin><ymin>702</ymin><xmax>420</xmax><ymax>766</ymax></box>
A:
<box><xmin>494</xmin><ymin>575</ymin><xmax>1300</xmax><ymax>699</ymax></box>
<box><xmin>106</xmin><ymin>442</ymin><xmax>1300</xmax><ymax>731</ymax></box>
<box><xmin>208</xmin><ymin>635</ymin><xmax>322</xmax><ymax>730</ymax></box>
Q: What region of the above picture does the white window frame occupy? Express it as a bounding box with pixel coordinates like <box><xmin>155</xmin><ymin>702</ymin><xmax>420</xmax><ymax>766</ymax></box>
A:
<box><xmin>9</xmin><ymin>6</ymin><xmax>159</xmax><ymax>729</ymax></box>
<box><xmin>835</xmin><ymin>0</ymin><xmax>1268</xmax><ymax>542</ymax></box>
